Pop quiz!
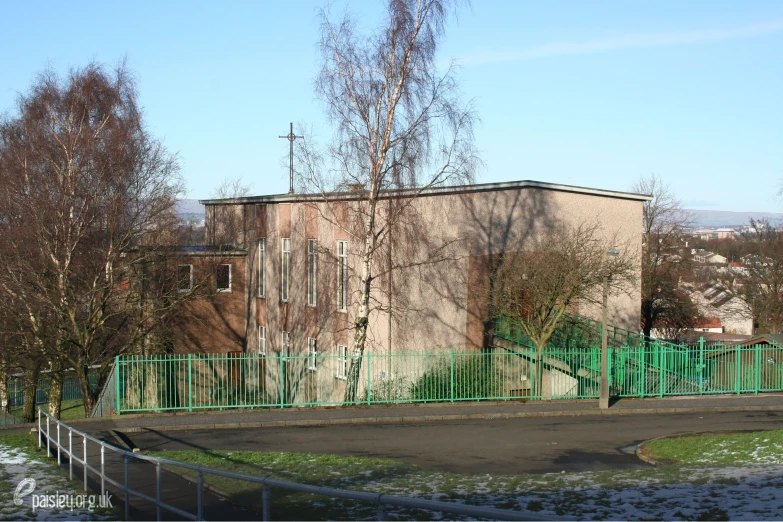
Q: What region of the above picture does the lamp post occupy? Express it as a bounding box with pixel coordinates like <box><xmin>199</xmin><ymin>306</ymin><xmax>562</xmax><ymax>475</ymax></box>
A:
<box><xmin>599</xmin><ymin>248</ymin><xmax>620</xmax><ymax>410</ymax></box>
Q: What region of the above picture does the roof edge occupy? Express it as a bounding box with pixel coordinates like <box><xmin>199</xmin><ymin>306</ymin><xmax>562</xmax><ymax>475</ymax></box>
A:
<box><xmin>199</xmin><ymin>179</ymin><xmax>652</xmax><ymax>206</ymax></box>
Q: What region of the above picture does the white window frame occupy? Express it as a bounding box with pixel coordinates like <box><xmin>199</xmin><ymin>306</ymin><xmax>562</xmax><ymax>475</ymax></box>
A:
<box><xmin>307</xmin><ymin>239</ymin><xmax>317</xmax><ymax>307</ymax></box>
<box><xmin>257</xmin><ymin>238</ymin><xmax>266</xmax><ymax>298</ymax></box>
<box><xmin>281</xmin><ymin>238</ymin><xmax>290</xmax><ymax>302</ymax></box>
<box><xmin>177</xmin><ymin>264</ymin><xmax>193</xmax><ymax>293</ymax></box>
<box><xmin>337</xmin><ymin>240</ymin><xmax>348</xmax><ymax>312</ymax></box>
<box><xmin>281</xmin><ymin>331</ymin><xmax>290</xmax><ymax>355</ymax></box>
<box><xmin>216</xmin><ymin>263</ymin><xmax>232</xmax><ymax>293</ymax></box>
<box><xmin>307</xmin><ymin>337</ymin><xmax>317</xmax><ymax>371</ymax></box>
<box><xmin>336</xmin><ymin>344</ymin><xmax>348</xmax><ymax>379</ymax></box>
<box><xmin>257</xmin><ymin>325</ymin><xmax>266</xmax><ymax>355</ymax></box>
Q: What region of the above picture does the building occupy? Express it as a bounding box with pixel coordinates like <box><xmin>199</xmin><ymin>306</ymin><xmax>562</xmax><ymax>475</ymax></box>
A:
<box><xmin>169</xmin><ymin>180</ymin><xmax>649</xmax><ymax>402</ymax></box>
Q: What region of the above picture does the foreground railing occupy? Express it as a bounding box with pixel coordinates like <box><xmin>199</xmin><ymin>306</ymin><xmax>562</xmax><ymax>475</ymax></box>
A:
<box><xmin>37</xmin><ymin>409</ymin><xmax>556</xmax><ymax>521</ymax></box>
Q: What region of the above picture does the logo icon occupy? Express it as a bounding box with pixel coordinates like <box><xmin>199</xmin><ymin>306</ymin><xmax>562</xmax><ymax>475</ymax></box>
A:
<box><xmin>14</xmin><ymin>478</ymin><xmax>36</xmax><ymax>506</ymax></box>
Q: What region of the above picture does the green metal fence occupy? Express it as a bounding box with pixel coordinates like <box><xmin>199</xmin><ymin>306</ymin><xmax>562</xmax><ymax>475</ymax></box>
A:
<box><xmin>114</xmin><ymin>319</ymin><xmax>783</xmax><ymax>414</ymax></box>
<box><xmin>7</xmin><ymin>369</ymin><xmax>100</xmax><ymax>408</ymax></box>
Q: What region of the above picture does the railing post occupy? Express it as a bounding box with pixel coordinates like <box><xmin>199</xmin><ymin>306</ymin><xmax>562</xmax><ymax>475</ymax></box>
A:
<box><xmin>367</xmin><ymin>351</ymin><xmax>371</xmax><ymax>405</ymax></box>
<box><xmin>115</xmin><ymin>355</ymin><xmax>121</xmax><ymax>415</ymax></box>
<box><xmin>83</xmin><ymin>436</ymin><xmax>88</xmax><ymax>491</ymax></box>
<box><xmin>124</xmin><ymin>454</ymin><xmax>130</xmax><ymax>521</ymax></box>
<box><xmin>699</xmin><ymin>336</ymin><xmax>705</xmax><ymax>394</ymax></box>
<box><xmin>38</xmin><ymin>409</ymin><xmax>41</xmax><ymax>448</ymax></box>
<box><xmin>659</xmin><ymin>341</ymin><xmax>665</xmax><ymax>398</ymax></box>
<box><xmin>755</xmin><ymin>343</ymin><xmax>761</xmax><ymax>395</ymax></box>
<box><xmin>100</xmin><ymin>444</ymin><xmax>105</xmax><ymax>495</ymax></box>
<box><xmin>57</xmin><ymin>422</ymin><xmax>61</xmax><ymax>465</ymax></box>
<box><xmin>377</xmin><ymin>494</ymin><xmax>387</xmax><ymax>521</ymax></box>
<box><xmin>68</xmin><ymin>429</ymin><xmax>73</xmax><ymax>480</ymax></box>
<box><xmin>188</xmin><ymin>353</ymin><xmax>194</xmax><ymax>412</ymax></box>
<box><xmin>156</xmin><ymin>460</ymin><xmax>162</xmax><ymax>520</ymax></box>
<box><xmin>736</xmin><ymin>344</ymin><xmax>741</xmax><ymax>395</ymax></box>
<box><xmin>450</xmin><ymin>350</ymin><xmax>454</xmax><ymax>403</ymax></box>
<box><xmin>279</xmin><ymin>352</ymin><xmax>284</xmax><ymax>408</ymax></box>
<box><xmin>46</xmin><ymin>415</ymin><xmax>50</xmax><ymax>458</ymax></box>
<box><xmin>262</xmin><ymin>483</ymin><xmax>271</xmax><ymax>522</ymax></box>
<box><xmin>197</xmin><ymin>471</ymin><xmax>204</xmax><ymax>520</ymax></box>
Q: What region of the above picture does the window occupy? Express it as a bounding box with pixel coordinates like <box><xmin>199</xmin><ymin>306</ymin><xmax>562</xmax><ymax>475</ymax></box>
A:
<box><xmin>281</xmin><ymin>238</ymin><xmax>290</xmax><ymax>302</ymax></box>
<box><xmin>281</xmin><ymin>331</ymin><xmax>290</xmax><ymax>354</ymax></box>
<box><xmin>336</xmin><ymin>345</ymin><xmax>348</xmax><ymax>379</ymax></box>
<box><xmin>257</xmin><ymin>238</ymin><xmax>266</xmax><ymax>298</ymax></box>
<box><xmin>258</xmin><ymin>325</ymin><xmax>266</xmax><ymax>355</ymax></box>
<box><xmin>307</xmin><ymin>338</ymin><xmax>317</xmax><ymax>370</ymax></box>
<box><xmin>307</xmin><ymin>239</ymin><xmax>317</xmax><ymax>307</ymax></box>
<box><xmin>216</xmin><ymin>264</ymin><xmax>231</xmax><ymax>292</ymax></box>
<box><xmin>337</xmin><ymin>240</ymin><xmax>348</xmax><ymax>311</ymax></box>
<box><xmin>177</xmin><ymin>264</ymin><xmax>193</xmax><ymax>293</ymax></box>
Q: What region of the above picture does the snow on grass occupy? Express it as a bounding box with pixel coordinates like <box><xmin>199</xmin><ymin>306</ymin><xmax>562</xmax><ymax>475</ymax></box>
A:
<box><xmin>0</xmin><ymin>441</ymin><xmax>114</xmax><ymax>521</ymax></box>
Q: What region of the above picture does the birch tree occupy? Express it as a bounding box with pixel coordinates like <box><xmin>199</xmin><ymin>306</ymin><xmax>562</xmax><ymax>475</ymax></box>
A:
<box><xmin>0</xmin><ymin>63</ymin><xmax>186</xmax><ymax>416</ymax></box>
<box><xmin>300</xmin><ymin>0</ymin><xmax>478</xmax><ymax>402</ymax></box>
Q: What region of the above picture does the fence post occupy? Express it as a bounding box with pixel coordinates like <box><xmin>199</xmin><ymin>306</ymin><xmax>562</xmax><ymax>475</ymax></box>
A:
<box><xmin>279</xmin><ymin>352</ymin><xmax>284</xmax><ymax>409</ymax></box>
<box><xmin>38</xmin><ymin>409</ymin><xmax>41</xmax><ymax>448</ymax></box>
<box><xmin>658</xmin><ymin>341</ymin><xmax>665</xmax><ymax>398</ymax></box>
<box><xmin>197</xmin><ymin>471</ymin><xmax>204</xmax><ymax>520</ymax></box>
<box><xmin>699</xmin><ymin>337</ymin><xmax>705</xmax><ymax>394</ymax></box>
<box><xmin>115</xmin><ymin>356</ymin><xmax>121</xmax><ymax>415</ymax></box>
<box><xmin>156</xmin><ymin>460</ymin><xmax>162</xmax><ymax>521</ymax></box>
<box><xmin>46</xmin><ymin>416</ymin><xmax>50</xmax><ymax>458</ymax></box>
<box><xmin>262</xmin><ymin>484</ymin><xmax>271</xmax><ymax>522</ymax></box>
<box><xmin>57</xmin><ymin>423</ymin><xmax>61</xmax><ymax>465</ymax></box>
<box><xmin>124</xmin><ymin>454</ymin><xmax>130</xmax><ymax>521</ymax></box>
<box><xmin>736</xmin><ymin>344</ymin><xmax>741</xmax><ymax>395</ymax></box>
<box><xmin>184</xmin><ymin>353</ymin><xmax>192</xmax><ymax>412</ymax></box>
<box><xmin>450</xmin><ymin>350</ymin><xmax>454</xmax><ymax>403</ymax></box>
<box><xmin>83</xmin><ymin>436</ymin><xmax>88</xmax><ymax>491</ymax></box>
<box><xmin>367</xmin><ymin>351</ymin><xmax>371</xmax><ymax>405</ymax></box>
<box><xmin>68</xmin><ymin>429</ymin><xmax>73</xmax><ymax>480</ymax></box>
<box><xmin>377</xmin><ymin>497</ymin><xmax>388</xmax><ymax>521</ymax></box>
<box><xmin>755</xmin><ymin>343</ymin><xmax>761</xmax><ymax>395</ymax></box>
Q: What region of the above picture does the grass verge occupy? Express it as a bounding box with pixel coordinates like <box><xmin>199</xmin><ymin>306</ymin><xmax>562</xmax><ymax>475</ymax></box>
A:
<box><xmin>641</xmin><ymin>429</ymin><xmax>783</xmax><ymax>466</ymax></box>
<box><xmin>10</xmin><ymin>399</ymin><xmax>86</xmax><ymax>422</ymax></box>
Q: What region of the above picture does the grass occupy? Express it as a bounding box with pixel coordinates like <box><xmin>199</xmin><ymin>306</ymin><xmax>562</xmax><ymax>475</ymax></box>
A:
<box><xmin>641</xmin><ymin>429</ymin><xmax>783</xmax><ymax>466</ymax></box>
<box><xmin>10</xmin><ymin>399</ymin><xmax>87</xmax><ymax>422</ymax></box>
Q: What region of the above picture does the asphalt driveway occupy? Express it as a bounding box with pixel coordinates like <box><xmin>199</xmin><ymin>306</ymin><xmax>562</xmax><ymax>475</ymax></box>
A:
<box><xmin>124</xmin><ymin>410</ymin><xmax>783</xmax><ymax>474</ymax></box>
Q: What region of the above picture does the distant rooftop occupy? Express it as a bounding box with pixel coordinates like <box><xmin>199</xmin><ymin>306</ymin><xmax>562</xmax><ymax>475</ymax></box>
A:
<box><xmin>199</xmin><ymin>179</ymin><xmax>652</xmax><ymax>206</ymax></box>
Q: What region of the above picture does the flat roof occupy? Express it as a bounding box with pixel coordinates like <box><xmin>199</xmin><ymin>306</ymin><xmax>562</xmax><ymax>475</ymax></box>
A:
<box><xmin>199</xmin><ymin>179</ymin><xmax>652</xmax><ymax>206</ymax></box>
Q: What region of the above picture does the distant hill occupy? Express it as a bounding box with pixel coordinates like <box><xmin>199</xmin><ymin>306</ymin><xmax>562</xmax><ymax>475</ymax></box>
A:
<box><xmin>685</xmin><ymin>209</ymin><xmax>783</xmax><ymax>228</ymax></box>
<box><xmin>176</xmin><ymin>199</ymin><xmax>205</xmax><ymax>216</ymax></box>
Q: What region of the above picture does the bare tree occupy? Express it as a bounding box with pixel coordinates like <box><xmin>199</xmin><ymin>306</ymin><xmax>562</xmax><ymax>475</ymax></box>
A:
<box><xmin>488</xmin><ymin>223</ymin><xmax>635</xmax><ymax>396</ymax></box>
<box><xmin>733</xmin><ymin>219</ymin><xmax>783</xmax><ymax>333</ymax></box>
<box><xmin>207</xmin><ymin>177</ymin><xmax>253</xmax><ymax>246</ymax></box>
<box><xmin>299</xmin><ymin>0</ymin><xmax>478</xmax><ymax>402</ymax></box>
<box><xmin>0</xmin><ymin>62</ymin><xmax>186</xmax><ymax>416</ymax></box>
<box><xmin>632</xmin><ymin>175</ymin><xmax>696</xmax><ymax>339</ymax></box>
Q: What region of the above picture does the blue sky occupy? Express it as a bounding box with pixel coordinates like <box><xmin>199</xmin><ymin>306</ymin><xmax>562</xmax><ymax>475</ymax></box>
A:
<box><xmin>1</xmin><ymin>1</ymin><xmax>781</xmax><ymax>211</ymax></box>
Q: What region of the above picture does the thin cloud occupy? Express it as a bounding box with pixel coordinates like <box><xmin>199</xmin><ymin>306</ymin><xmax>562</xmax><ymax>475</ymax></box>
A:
<box><xmin>459</xmin><ymin>19</ymin><xmax>783</xmax><ymax>66</ymax></box>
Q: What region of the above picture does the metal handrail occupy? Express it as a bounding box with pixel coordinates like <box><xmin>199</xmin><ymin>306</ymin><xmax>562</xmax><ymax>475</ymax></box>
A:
<box><xmin>37</xmin><ymin>408</ymin><xmax>558</xmax><ymax>521</ymax></box>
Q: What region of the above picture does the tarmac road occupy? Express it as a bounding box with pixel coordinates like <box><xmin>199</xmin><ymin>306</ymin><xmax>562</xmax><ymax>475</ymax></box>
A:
<box><xmin>125</xmin><ymin>410</ymin><xmax>783</xmax><ymax>474</ymax></box>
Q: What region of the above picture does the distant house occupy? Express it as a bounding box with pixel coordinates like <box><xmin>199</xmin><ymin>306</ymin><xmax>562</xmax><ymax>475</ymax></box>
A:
<box><xmin>685</xmin><ymin>283</ymin><xmax>754</xmax><ymax>336</ymax></box>
<box><xmin>716</xmin><ymin>228</ymin><xmax>735</xmax><ymax>240</ymax></box>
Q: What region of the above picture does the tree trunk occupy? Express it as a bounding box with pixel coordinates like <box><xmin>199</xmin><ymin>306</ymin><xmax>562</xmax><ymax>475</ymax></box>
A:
<box><xmin>47</xmin><ymin>361</ymin><xmax>63</xmax><ymax>419</ymax></box>
<box><xmin>21</xmin><ymin>364</ymin><xmax>40</xmax><ymax>423</ymax></box>
<box><xmin>534</xmin><ymin>348</ymin><xmax>545</xmax><ymax>399</ymax></box>
<box><xmin>76</xmin><ymin>365</ymin><xmax>98</xmax><ymax>415</ymax></box>
<box><xmin>0</xmin><ymin>362</ymin><xmax>8</xmax><ymax>413</ymax></box>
